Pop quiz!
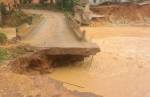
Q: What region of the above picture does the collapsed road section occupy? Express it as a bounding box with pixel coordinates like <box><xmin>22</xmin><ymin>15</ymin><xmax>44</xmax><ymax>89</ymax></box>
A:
<box><xmin>10</xmin><ymin>10</ymin><xmax>100</xmax><ymax>73</ymax></box>
<box><xmin>23</xmin><ymin>10</ymin><xmax>100</xmax><ymax>56</ymax></box>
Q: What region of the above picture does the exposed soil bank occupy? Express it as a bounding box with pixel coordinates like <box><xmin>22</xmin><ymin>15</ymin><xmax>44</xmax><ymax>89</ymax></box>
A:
<box><xmin>90</xmin><ymin>4</ymin><xmax>150</xmax><ymax>25</ymax></box>
<box><xmin>9</xmin><ymin>52</ymin><xmax>86</xmax><ymax>74</ymax></box>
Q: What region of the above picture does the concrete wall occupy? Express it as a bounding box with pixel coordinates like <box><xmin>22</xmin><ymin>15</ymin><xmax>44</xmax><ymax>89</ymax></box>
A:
<box><xmin>89</xmin><ymin>0</ymin><xmax>131</xmax><ymax>5</ymax></box>
<box><xmin>32</xmin><ymin>0</ymin><xmax>56</xmax><ymax>4</ymax></box>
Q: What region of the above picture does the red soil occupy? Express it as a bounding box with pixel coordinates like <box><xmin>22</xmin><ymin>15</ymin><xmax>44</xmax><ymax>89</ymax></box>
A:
<box><xmin>91</xmin><ymin>4</ymin><xmax>150</xmax><ymax>22</ymax></box>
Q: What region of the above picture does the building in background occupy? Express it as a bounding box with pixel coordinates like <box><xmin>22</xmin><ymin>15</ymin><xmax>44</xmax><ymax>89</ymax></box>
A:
<box><xmin>32</xmin><ymin>0</ymin><xmax>40</xmax><ymax>4</ymax></box>
<box><xmin>89</xmin><ymin>0</ymin><xmax>132</xmax><ymax>5</ymax></box>
<box><xmin>32</xmin><ymin>0</ymin><xmax>56</xmax><ymax>4</ymax></box>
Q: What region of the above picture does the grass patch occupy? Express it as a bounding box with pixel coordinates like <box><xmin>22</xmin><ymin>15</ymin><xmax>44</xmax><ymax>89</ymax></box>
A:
<box><xmin>0</xmin><ymin>33</ymin><xmax>7</xmax><ymax>44</ymax></box>
<box><xmin>0</xmin><ymin>48</ymin><xmax>9</xmax><ymax>62</ymax></box>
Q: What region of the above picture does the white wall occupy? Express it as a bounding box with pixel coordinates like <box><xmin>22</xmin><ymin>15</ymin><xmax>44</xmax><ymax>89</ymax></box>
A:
<box><xmin>89</xmin><ymin>0</ymin><xmax>100</xmax><ymax>5</ymax></box>
<box><xmin>89</xmin><ymin>0</ymin><xmax>131</xmax><ymax>5</ymax></box>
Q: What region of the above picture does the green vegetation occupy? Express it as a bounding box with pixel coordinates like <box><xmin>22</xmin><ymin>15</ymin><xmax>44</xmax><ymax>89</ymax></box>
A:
<box><xmin>0</xmin><ymin>2</ymin><xmax>7</xmax><ymax>15</ymax></box>
<box><xmin>2</xmin><ymin>10</ymin><xmax>32</xmax><ymax>27</ymax></box>
<box><xmin>0</xmin><ymin>33</ymin><xmax>7</xmax><ymax>44</ymax></box>
<box><xmin>23</xmin><ymin>3</ymin><xmax>53</xmax><ymax>10</ymax></box>
<box><xmin>21</xmin><ymin>0</ymin><xmax>80</xmax><ymax>11</ymax></box>
<box><xmin>11</xmin><ymin>10</ymin><xmax>32</xmax><ymax>26</ymax></box>
<box><xmin>20</xmin><ymin>0</ymin><xmax>32</xmax><ymax>4</ymax></box>
<box><xmin>0</xmin><ymin>48</ymin><xmax>9</xmax><ymax>62</ymax></box>
<box><xmin>56</xmin><ymin>0</ymin><xmax>79</xmax><ymax>11</ymax></box>
<box><xmin>0</xmin><ymin>2</ymin><xmax>32</xmax><ymax>27</ymax></box>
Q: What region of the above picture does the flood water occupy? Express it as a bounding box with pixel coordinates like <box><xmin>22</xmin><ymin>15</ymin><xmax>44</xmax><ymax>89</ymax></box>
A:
<box><xmin>49</xmin><ymin>27</ymin><xmax>150</xmax><ymax>97</ymax></box>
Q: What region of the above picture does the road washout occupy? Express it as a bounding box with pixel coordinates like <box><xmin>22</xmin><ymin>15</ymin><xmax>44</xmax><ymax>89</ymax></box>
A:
<box><xmin>47</xmin><ymin>26</ymin><xmax>150</xmax><ymax>97</ymax></box>
<box><xmin>0</xmin><ymin>10</ymin><xmax>101</xmax><ymax>97</ymax></box>
<box><xmin>8</xmin><ymin>9</ymin><xmax>99</xmax><ymax>74</ymax></box>
<box><xmin>1</xmin><ymin>4</ymin><xmax>150</xmax><ymax>97</ymax></box>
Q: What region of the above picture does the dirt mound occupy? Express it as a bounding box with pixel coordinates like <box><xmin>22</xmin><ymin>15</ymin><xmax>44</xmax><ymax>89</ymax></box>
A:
<box><xmin>9</xmin><ymin>52</ymin><xmax>85</xmax><ymax>74</ymax></box>
<box><xmin>139</xmin><ymin>4</ymin><xmax>150</xmax><ymax>17</ymax></box>
<box><xmin>9</xmin><ymin>54</ymin><xmax>51</xmax><ymax>74</ymax></box>
<box><xmin>91</xmin><ymin>4</ymin><xmax>150</xmax><ymax>24</ymax></box>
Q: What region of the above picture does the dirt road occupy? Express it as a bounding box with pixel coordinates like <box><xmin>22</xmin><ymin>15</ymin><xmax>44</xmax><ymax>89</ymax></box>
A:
<box><xmin>24</xmin><ymin>10</ymin><xmax>78</xmax><ymax>47</ymax></box>
<box><xmin>22</xmin><ymin>9</ymin><xmax>99</xmax><ymax>56</ymax></box>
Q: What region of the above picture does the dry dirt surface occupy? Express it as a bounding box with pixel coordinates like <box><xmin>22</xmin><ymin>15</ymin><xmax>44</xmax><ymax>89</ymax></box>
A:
<box><xmin>0</xmin><ymin>72</ymin><xmax>101</xmax><ymax>97</ymax></box>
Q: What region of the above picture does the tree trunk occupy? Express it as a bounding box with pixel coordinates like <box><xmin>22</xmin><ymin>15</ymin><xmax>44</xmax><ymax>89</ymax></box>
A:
<box><xmin>0</xmin><ymin>11</ymin><xmax>2</xmax><ymax>26</ymax></box>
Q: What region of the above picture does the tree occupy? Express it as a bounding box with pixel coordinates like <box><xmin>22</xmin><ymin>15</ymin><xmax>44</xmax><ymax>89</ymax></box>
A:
<box><xmin>0</xmin><ymin>3</ymin><xmax>7</xmax><ymax>15</ymax></box>
<box><xmin>56</xmin><ymin>0</ymin><xmax>79</xmax><ymax>11</ymax></box>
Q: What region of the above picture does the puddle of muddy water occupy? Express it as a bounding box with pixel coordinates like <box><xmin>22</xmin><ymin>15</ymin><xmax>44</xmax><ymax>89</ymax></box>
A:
<box><xmin>48</xmin><ymin>30</ymin><xmax>150</xmax><ymax>97</ymax></box>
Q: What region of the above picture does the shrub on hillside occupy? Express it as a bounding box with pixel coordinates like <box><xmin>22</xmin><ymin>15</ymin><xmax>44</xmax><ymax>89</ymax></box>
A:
<box><xmin>0</xmin><ymin>2</ymin><xmax>7</xmax><ymax>15</ymax></box>
<box><xmin>2</xmin><ymin>10</ymin><xmax>32</xmax><ymax>27</ymax></box>
<box><xmin>56</xmin><ymin>0</ymin><xmax>79</xmax><ymax>11</ymax></box>
<box><xmin>0</xmin><ymin>48</ymin><xmax>9</xmax><ymax>62</ymax></box>
<box><xmin>0</xmin><ymin>33</ymin><xmax>7</xmax><ymax>44</ymax></box>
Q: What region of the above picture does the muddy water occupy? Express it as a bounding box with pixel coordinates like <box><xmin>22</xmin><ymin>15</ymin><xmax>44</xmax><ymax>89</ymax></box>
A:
<box><xmin>49</xmin><ymin>27</ymin><xmax>150</xmax><ymax>97</ymax></box>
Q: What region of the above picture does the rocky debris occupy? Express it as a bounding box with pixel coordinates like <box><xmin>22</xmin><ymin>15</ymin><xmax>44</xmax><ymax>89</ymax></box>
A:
<box><xmin>74</xmin><ymin>4</ymin><xmax>93</xmax><ymax>25</ymax></box>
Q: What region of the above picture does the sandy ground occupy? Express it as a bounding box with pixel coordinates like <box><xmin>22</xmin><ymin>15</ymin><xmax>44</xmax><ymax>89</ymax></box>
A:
<box><xmin>49</xmin><ymin>26</ymin><xmax>150</xmax><ymax>97</ymax></box>
<box><xmin>0</xmin><ymin>72</ymin><xmax>101</xmax><ymax>97</ymax></box>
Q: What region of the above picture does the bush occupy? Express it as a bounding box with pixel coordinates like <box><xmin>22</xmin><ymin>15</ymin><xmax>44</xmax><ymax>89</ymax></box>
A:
<box><xmin>0</xmin><ymin>2</ymin><xmax>8</xmax><ymax>15</ymax></box>
<box><xmin>56</xmin><ymin>0</ymin><xmax>79</xmax><ymax>11</ymax></box>
<box><xmin>0</xmin><ymin>48</ymin><xmax>9</xmax><ymax>62</ymax></box>
<box><xmin>0</xmin><ymin>33</ymin><xmax>7</xmax><ymax>44</ymax></box>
